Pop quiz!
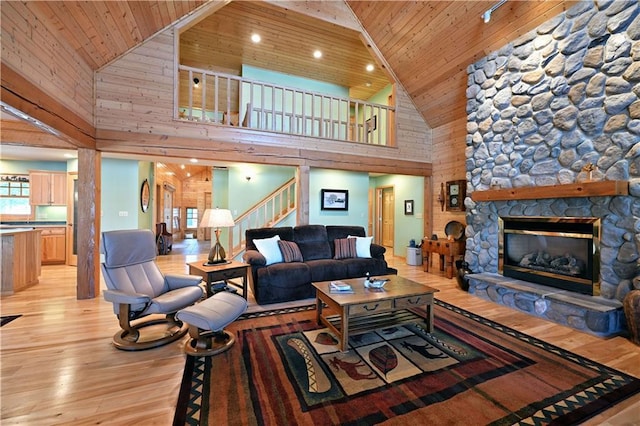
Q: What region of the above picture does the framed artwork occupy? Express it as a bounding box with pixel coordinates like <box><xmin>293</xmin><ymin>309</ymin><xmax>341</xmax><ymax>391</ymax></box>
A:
<box><xmin>446</xmin><ymin>180</ymin><xmax>466</xmax><ymax>212</ymax></box>
<box><xmin>404</xmin><ymin>200</ymin><xmax>414</xmax><ymax>215</ymax></box>
<box><xmin>140</xmin><ymin>179</ymin><xmax>150</xmax><ymax>212</ymax></box>
<box><xmin>321</xmin><ymin>189</ymin><xmax>348</xmax><ymax>211</ymax></box>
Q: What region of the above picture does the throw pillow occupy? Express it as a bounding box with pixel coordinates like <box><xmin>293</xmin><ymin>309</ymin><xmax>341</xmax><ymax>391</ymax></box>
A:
<box><xmin>348</xmin><ymin>235</ymin><xmax>373</xmax><ymax>258</ymax></box>
<box><xmin>334</xmin><ymin>238</ymin><xmax>357</xmax><ymax>259</ymax></box>
<box><xmin>253</xmin><ymin>235</ymin><xmax>283</xmax><ymax>265</ymax></box>
<box><xmin>278</xmin><ymin>240</ymin><xmax>303</xmax><ymax>263</ymax></box>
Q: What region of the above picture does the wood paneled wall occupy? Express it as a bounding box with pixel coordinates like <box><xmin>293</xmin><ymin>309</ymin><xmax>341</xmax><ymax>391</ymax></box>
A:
<box><xmin>95</xmin><ymin>28</ymin><xmax>433</xmax><ymax>174</ymax></box>
<box><xmin>1</xmin><ymin>1</ymin><xmax>94</xmax><ymax>126</ymax></box>
<box><xmin>181</xmin><ymin>169</ymin><xmax>212</xmax><ymax>237</ymax></box>
<box><xmin>431</xmin><ymin>116</ymin><xmax>468</xmax><ymax>238</ymax></box>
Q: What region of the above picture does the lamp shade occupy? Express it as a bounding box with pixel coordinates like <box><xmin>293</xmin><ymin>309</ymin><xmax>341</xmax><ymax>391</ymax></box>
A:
<box><xmin>200</xmin><ymin>208</ymin><xmax>235</xmax><ymax>228</ymax></box>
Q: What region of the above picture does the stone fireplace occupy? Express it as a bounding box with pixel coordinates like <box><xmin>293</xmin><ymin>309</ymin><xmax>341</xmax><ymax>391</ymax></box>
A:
<box><xmin>461</xmin><ymin>1</ymin><xmax>640</xmax><ymax>337</ymax></box>
<box><xmin>499</xmin><ymin>216</ymin><xmax>600</xmax><ymax>296</ymax></box>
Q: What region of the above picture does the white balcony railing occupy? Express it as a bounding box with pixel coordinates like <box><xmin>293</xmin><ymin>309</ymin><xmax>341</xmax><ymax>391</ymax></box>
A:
<box><xmin>177</xmin><ymin>65</ymin><xmax>394</xmax><ymax>145</ymax></box>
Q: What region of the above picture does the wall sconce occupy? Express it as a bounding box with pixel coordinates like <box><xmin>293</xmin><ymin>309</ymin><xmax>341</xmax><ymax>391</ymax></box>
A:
<box><xmin>193</xmin><ymin>77</ymin><xmax>200</xmax><ymax>88</ymax></box>
<box><xmin>437</xmin><ymin>182</ymin><xmax>445</xmax><ymax>211</ymax></box>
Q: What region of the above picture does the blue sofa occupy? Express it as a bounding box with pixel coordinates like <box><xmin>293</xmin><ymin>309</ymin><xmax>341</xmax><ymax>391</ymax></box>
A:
<box><xmin>243</xmin><ymin>225</ymin><xmax>396</xmax><ymax>304</ymax></box>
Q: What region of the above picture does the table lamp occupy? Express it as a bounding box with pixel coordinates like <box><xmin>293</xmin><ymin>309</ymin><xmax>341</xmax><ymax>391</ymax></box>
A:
<box><xmin>200</xmin><ymin>208</ymin><xmax>235</xmax><ymax>265</ymax></box>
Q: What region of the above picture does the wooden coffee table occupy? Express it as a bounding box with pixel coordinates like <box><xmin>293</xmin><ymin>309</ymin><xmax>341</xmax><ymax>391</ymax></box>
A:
<box><xmin>312</xmin><ymin>275</ymin><xmax>438</xmax><ymax>351</ymax></box>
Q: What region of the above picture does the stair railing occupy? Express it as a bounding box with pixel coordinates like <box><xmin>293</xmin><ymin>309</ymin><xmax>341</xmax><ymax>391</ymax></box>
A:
<box><xmin>226</xmin><ymin>178</ymin><xmax>296</xmax><ymax>258</ymax></box>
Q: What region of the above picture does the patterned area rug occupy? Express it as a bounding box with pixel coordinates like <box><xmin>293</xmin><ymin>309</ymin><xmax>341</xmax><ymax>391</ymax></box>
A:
<box><xmin>173</xmin><ymin>300</ymin><xmax>640</xmax><ymax>425</ymax></box>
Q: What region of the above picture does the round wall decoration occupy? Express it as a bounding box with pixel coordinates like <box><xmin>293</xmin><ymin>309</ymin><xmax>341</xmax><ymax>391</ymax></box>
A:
<box><xmin>140</xmin><ymin>179</ymin><xmax>150</xmax><ymax>212</ymax></box>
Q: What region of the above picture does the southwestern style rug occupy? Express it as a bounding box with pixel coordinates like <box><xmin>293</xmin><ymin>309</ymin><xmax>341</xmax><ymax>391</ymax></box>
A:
<box><xmin>173</xmin><ymin>301</ymin><xmax>640</xmax><ymax>425</ymax></box>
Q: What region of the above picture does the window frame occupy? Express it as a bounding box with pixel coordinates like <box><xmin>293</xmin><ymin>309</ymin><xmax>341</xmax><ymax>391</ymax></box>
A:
<box><xmin>0</xmin><ymin>175</ymin><xmax>34</xmax><ymax>221</ymax></box>
<box><xmin>185</xmin><ymin>207</ymin><xmax>198</xmax><ymax>229</ymax></box>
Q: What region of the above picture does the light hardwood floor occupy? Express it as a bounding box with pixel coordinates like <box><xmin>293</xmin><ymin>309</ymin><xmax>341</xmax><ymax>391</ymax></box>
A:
<box><xmin>1</xmin><ymin>240</ymin><xmax>638</xmax><ymax>425</ymax></box>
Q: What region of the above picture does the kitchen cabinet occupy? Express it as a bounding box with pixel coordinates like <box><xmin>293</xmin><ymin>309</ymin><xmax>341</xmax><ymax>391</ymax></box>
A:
<box><xmin>29</xmin><ymin>171</ymin><xmax>67</xmax><ymax>205</ymax></box>
<box><xmin>41</xmin><ymin>227</ymin><xmax>66</xmax><ymax>264</ymax></box>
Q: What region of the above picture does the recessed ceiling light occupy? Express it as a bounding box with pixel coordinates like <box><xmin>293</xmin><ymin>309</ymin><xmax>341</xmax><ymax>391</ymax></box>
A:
<box><xmin>190</xmin><ymin>158</ymin><xmax>198</xmax><ymax>163</ymax></box>
<box><xmin>251</xmin><ymin>33</ymin><xmax>261</xmax><ymax>43</ymax></box>
<box><xmin>313</xmin><ymin>50</ymin><xmax>322</xmax><ymax>59</ymax></box>
<box><xmin>366</xmin><ymin>81</ymin><xmax>372</xmax><ymax>87</ymax></box>
<box><xmin>366</xmin><ymin>64</ymin><xmax>375</xmax><ymax>72</ymax></box>
<box><xmin>180</xmin><ymin>164</ymin><xmax>185</xmax><ymax>169</ymax></box>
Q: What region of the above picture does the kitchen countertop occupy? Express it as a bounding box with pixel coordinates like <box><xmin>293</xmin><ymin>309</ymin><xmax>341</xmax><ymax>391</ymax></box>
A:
<box><xmin>0</xmin><ymin>227</ymin><xmax>43</xmax><ymax>235</ymax></box>
<box><xmin>1</xmin><ymin>221</ymin><xmax>66</xmax><ymax>227</ymax></box>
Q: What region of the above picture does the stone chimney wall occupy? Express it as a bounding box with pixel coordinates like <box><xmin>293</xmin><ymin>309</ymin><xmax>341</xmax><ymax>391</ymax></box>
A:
<box><xmin>464</xmin><ymin>1</ymin><xmax>640</xmax><ymax>301</ymax></box>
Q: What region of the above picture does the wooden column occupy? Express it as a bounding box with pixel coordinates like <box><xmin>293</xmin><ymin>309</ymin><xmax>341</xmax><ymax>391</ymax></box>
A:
<box><xmin>424</xmin><ymin>175</ymin><xmax>433</xmax><ymax>242</ymax></box>
<box><xmin>296</xmin><ymin>166</ymin><xmax>310</xmax><ymax>225</ymax></box>
<box><xmin>76</xmin><ymin>148</ymin><xmax>101</xmax><ymax>299</ymax></box>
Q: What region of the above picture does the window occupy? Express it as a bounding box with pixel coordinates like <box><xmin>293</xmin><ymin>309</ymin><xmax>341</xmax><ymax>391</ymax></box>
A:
<box><xmin>186</xmin><ymin>207</ymin><xmax>198</xmax><ymax>228</ymax></box>
<box><xmin>0</xmin><ymin>175</ymin><xmax>31</xmax><ymax>215</ymax></box>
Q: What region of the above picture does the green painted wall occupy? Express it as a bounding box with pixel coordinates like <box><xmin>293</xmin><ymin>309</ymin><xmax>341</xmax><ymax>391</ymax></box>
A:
<box><xmin>101</xmin><ymin>158</ymin><xmax>139</xmax><ymax>232</ymax></box>
<box><xmin>242</xmin><ymin>65</ymin><xmax>348</xmax><ymax>97</ymax></box>
<box><xmin>309</xmin><ymin>169</ymin><xmax>369</xmax><ymax>228</ymax></box>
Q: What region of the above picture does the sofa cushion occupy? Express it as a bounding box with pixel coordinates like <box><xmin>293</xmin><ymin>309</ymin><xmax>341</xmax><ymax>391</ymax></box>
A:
<box><xmin>254</xmin><ymin>235</ymin><xmax>283</xmax><ymax>265</ymax></box>
<box><xmin>334</xmin><ymin>238</ymin><xmax>357</xmax><ymax>259</ymax></box>
<box><xmin>349</xmin><ymin>235</ymin><xmax>373</xmax><ymax>258</ymax></box>
<box><xmin>306</xmin><ymin>259</ymin><xmax>349</xmax><ymax>282</ymax></box>
<box><xmin>342</xmin><ymin>257</ymin><xmax>388</xmax><ymax>278</ymax></box>
<box><xmin>278</xmin><ymin>240</ymin><xmax>303</xmax><ymax>263</ymax></box>
<box><xmin>293</xmin><ymin>225</ymin><xmax>332</xmax><ymax>260</ymax></box>
<box><xmin>255</xmin><ymin>262</ymin><xmax>313</xmax><ymax>303</ymax></box>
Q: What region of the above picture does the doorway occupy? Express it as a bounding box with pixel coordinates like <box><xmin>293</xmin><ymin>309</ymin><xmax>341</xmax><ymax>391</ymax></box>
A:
<box><xmin>375</xmin><ymin>186</ymin><xmax>394</xmax><ymax>249</ymax></box>
<box><xmin>203</xmin><ymin>192</ymin><xmax>212</xmax><ymax>241</ymax></box>
<box><xmin>66</xmin><ymin>172</ymin><xmax>78</xmax><ymax>266</ymax></box>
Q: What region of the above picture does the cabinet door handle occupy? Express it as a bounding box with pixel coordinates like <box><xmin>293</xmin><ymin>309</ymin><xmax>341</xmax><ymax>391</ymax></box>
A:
<box><xmin>407</xmin><ymin>297</ymin><xmax>422</xmax><ymax>305</ymax></box>
<box><xmin>364</xmin><ymin>304</ymin><xmax>379</xmax><ymax>311</ymax></box>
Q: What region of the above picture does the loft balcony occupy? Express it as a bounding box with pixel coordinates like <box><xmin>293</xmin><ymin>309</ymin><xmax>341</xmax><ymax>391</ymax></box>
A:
<box><xmin>177</xmin><ymin>65</ymin><xmax>395</xmax><ymax>146</ymax></box>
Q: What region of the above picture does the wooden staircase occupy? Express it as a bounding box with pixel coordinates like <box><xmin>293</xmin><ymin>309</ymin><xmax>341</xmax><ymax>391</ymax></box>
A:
<box><xmin>225</xmin><ymin>178</ymin><xmax>296</xmax><ymax>259</ymax></box>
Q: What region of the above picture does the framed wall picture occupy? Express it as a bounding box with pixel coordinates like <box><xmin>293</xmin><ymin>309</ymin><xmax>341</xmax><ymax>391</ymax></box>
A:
<box><xmin>321</xmin><ymin>189</ymin><xmax>348</xmax><ymax>211</ymax></box>
<box><xmin>140</xmin><ymin>179</ymin><xmax>150</xmax><ymax>212</ymax></box>
<box><xmin>404</xmin><ymin>200</ymin><xmax>414</xmax><ymax>215</ymax></box>
<box><xmin>446</xmin><ymin>180</ymin><xmax>466</xmax><ymax>212</ymax></box>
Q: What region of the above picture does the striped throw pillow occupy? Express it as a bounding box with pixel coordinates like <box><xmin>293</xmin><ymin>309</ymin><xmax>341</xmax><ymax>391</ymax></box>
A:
<box><xmin>278</xmin><ymin>240</ymin><xmax>303</xmax><ymax>263</ymax></box>
<box><xmin>334</xmin><ymin>238</ymin><xmax>357</xmax><ymax>259</ymax></box>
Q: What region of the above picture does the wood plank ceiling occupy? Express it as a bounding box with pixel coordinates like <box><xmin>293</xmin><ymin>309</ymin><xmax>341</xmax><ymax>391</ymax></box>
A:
<box><xmin>6</xmin><ymin>0</ymin><xmax>576</xmax><ymax>129</ymax></box>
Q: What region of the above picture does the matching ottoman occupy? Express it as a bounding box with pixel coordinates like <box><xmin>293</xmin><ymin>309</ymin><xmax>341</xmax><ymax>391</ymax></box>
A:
<box><xmin>176</xmin><ymin>291</ymin><xmax>248</xmax><ymax>356</ymax></box>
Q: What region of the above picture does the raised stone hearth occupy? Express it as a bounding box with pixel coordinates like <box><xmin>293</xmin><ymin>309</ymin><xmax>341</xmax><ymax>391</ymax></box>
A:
<box><xmin>468</xmin><ymin>273</ymin><xmax>625</xmax><ymax>337</ymax></box>
<box><xmin>462</xmin><ymin>0</ymin><xmax>639</xmax><ymax>336</ymax></box>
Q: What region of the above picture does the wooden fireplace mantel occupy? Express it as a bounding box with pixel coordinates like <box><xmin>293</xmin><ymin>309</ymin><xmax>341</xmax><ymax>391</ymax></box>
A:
<box><xmin>470</xmin><ymin>180</ymin><xmax>629</xmax><ymax>202</ymax></box>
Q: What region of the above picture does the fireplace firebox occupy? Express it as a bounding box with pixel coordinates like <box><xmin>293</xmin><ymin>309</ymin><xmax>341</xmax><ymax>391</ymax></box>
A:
<box><xmin>499</xmin><ymin>217</ymin><xmax>600</xmax><ymax>296</ymax></box>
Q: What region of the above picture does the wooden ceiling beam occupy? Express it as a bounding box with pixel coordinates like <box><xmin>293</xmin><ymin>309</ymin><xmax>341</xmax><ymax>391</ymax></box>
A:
<box><xmin>0</xmin><ymin>119</ymin><xmax>78</xmax><ymax>149</ymax></box>
<box><xmin>1</xmin><ymin>63</ymin><xmax>96</xmax><ymax>149</ymax></box>
<box><xmin>95</xmin><ymin>129</ymin><xmax>432</xmax><ymax>177</ymax></box>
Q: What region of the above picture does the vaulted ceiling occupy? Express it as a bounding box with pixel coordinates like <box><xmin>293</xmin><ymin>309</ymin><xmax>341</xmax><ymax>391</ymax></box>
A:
<box><xmin>4</xmin><ymin>0</ymin><xmax>575</xmax><ymax>129</ymax></box>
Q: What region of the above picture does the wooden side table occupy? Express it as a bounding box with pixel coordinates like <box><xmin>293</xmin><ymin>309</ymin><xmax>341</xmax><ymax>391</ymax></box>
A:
<box><xmin>422</xmin><ymin>239</ymin><xmax>465</xmax><ymax>279</ymax></box>
<box><xmin>187</xmin><ymin>260</ymin><xmax>249</xmax><ymax>299</ymax></box>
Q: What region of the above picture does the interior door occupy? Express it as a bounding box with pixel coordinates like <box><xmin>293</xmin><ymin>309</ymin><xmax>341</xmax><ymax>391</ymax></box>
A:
<box><xmin>382</xmin><ymin>187</ymin><xmax>394</xmax><ymax>247</ymax></box>
<box><xmin>66</xmin><ymin>173</ymin><xmax>78</xmax><ymax>266</ymax></box>
<box><xmin>163</xmin><ymin>189</ymin><xmax>173</xmax><ymax>233</ymax></box>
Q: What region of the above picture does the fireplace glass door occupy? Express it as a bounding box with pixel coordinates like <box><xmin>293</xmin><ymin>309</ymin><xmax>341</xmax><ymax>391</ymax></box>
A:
<box><xmin>499</xmin><ymin>217</ymin><xmax>600</xmax><ymax>295</ymax></box>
